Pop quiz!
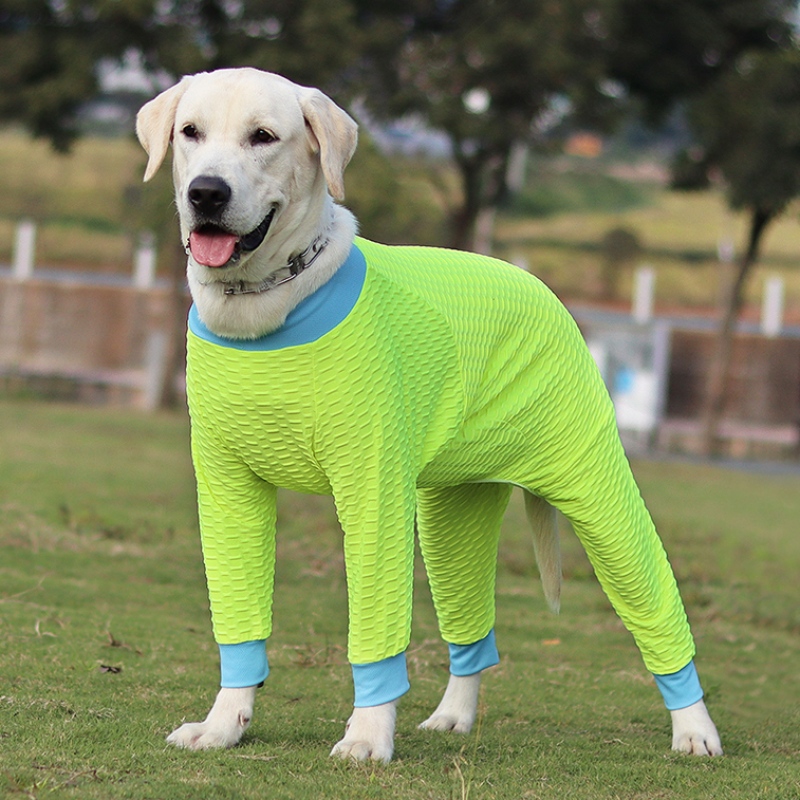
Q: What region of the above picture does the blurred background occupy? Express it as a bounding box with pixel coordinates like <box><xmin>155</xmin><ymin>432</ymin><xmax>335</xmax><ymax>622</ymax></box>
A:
<box><xmin>0</xmin><ymin>0</ymin><xmax>799</xmax><ymax>460</ymax></box>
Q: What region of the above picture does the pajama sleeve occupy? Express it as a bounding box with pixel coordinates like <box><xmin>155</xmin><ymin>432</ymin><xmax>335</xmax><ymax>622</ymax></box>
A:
<box><xmin>327</xmin><ymin>450</ymin><xmax>418</xmax><ymax>666</ymax></box>
<box><xmin>191</xmin><ymin>418</ymin><xmax>279</xmax><ymax>646</ymax></box>
<box><xmin>313</xmin><ymin>357</ymin><xmax>419</xmax><ymax>666</ymax></box>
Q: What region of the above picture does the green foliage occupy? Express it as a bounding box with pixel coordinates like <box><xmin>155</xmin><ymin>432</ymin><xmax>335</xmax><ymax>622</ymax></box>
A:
<box><xmin>356</xmin><ymin>0</ymin><xmax>624</xmax><ymax>247</ymax></box>
<box><xmin>604</xmin><ymin>0</ymin><xmax>796</xmax><ymax>119</ymax></box>
<box><xmin>685</xmin><ymin>48</ymin><xmax>800</xmax><ymax>217</ymax></box>
<box><xmin>0</xmin><ymin>0</ymin><xmax>368</xmax><ymax>151</ymax></box>
<box><xmin>670</xmin><ymin>148</ymin><xmax>713</xmax><ymax>192</ymax></box>
<box><xmin>340</xmin><ymin>138</ymin><xmax>448</xmax><ymax>246</ymax></box>
<box><xmin>506</xmin><ymin>165</ymin><xmax>656</xmax><ymax>218</ymax></box>
<box><xmin>0</xmin><ymin>0</ymin><xmax>98</xmax><ymax>150</ymax></box>
<box><xmin>673</xmin><ymin>45</ymin><xmax>800</xmax><ymax>454</ymax></box>
<box><xmin>3</xmin><ymin>0</ymin><xmax>791</xmax><ymax>254</ymax></box>
<box><xmin>0</xmin><ymin>128</ymin><xmax>448</xmax><ymax>267</ymax></box>
<box><xmin>1</xmin><ymin>398</ymin><xmax>799</xmax><ymax>798</ymax></box>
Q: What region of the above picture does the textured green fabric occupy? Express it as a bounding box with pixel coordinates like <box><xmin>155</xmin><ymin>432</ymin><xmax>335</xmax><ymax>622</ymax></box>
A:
<box><xmin>186</xmin><ymin>237</ymin><xmax>695</xmax><ymax>674</ymax></box>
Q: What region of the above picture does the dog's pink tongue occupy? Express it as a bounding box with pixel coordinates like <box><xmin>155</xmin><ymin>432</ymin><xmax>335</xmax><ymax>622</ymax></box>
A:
<box><xmin>189</xmin><ymin>230</ymin><xmax>238</xmax><ymax>268</ymax></box>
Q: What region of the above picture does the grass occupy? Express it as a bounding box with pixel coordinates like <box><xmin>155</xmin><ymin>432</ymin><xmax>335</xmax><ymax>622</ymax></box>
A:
<box><xmin>0</xmin><ymin>129</ymin><xmax>447</xmax><ymax>276</ymax></box>
<box><xmin>506</xmin><ymin>162</ymin><xmax>659</xmax><ymax>219</ymax></box>
<box><xmin>494</xmin><ymin>190</ymin><xmax>800</xmax><ymax>316</ymax></box>
<box><xmin>1</xmin><ymin>127</ymin><xmax>798</xmax><ymax>318</ymax></box>
<box><xmin>1</xmin><ymin>398</ymin><xmax>799</xmax><ymax>799</ymax></box>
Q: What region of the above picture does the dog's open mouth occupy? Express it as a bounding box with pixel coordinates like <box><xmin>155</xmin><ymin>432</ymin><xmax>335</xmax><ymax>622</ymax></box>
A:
<box><xmin>188</xmin><ymin>208</ymin><xmax>276</xmax><ymax>268</ymax></box>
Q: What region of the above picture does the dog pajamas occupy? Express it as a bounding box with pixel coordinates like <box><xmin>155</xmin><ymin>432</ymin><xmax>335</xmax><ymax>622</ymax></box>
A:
<box><xmin>186</xmin><ymin>238</ymin><xmax>705</xmax><ymax>712</ymax></box>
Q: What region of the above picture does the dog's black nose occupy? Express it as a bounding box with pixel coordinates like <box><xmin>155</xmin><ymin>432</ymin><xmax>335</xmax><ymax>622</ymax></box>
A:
<box><xmin>188</xmin><ymin>176</ymin><xmax>232</xmax><ymax>217</ymax></box>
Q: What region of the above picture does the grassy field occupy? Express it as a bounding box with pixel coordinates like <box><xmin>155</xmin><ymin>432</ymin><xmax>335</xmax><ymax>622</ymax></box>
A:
<box><xmin>1</xmin><ymin>398</ymin><xmax>798</xmax><ymax>799</ymax></box>
<box><xmin>0</xmin><ymin>129</ymin><xmax>446</xmax><ymax>275</ymax></box>
<box><xmin>1</xmin><ymin>128</ymin><xmax>798</xmax><ymax>318</ymax></box>
<box><xmin>494</xmin><ymin>189</ymin><xmax>800</xmax><ymax>316</ymax></box>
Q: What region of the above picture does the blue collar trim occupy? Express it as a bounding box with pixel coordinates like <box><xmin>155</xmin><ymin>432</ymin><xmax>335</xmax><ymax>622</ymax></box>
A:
<box><xmin>188</xmin><ymin>243</ymin><xmax>366</xmax><ymax>351</ymax></box>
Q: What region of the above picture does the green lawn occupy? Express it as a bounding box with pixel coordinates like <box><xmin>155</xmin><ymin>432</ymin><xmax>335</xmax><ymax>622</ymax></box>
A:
<box><xmin>494</xmin><ymin>190</ymin><xmax>800</xmax><ymax>314</ymax></box>
<box><xmin>1</xmin><ymin>398</ymin><xmax>799</xmax><ymax>799</ymax></box>
<box><xmin>1</xmin><ymin>128</ymin><xmax>798</xmax><ymax>319</ymax></box>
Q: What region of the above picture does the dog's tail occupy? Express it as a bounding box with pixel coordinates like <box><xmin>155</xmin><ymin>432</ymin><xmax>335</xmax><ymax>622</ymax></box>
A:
<box><xmin>523</xmin><ymin>491</ymin><xmax>561</xmax><ymax>614</ymax></box>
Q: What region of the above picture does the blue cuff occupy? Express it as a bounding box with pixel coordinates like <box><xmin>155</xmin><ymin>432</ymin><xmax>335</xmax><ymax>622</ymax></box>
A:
<box><xmin>653</xmin><ymin>660</ymin><xmax>704</xmax><ymax>710</ymax></box>
<box><xmin>219</xmin><ymin>640</ymin><xmax>269</xmax><ymax>688</ymax></box>
<box><xmin>448</xmin><ymin>629</ymin><xmax>499</xmax><ymax>676</ymax></box>
<box><xmin>351</xmin><ymin>652</ymin><xmax>410</xmax><ymax>707</ymax></box>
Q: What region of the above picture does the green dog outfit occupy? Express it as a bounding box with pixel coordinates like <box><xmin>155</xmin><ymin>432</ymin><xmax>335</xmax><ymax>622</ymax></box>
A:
<box><xmin>187</xmin><ymin>238</ymin><xmax>704</xmax><ymax>709</ymax></box>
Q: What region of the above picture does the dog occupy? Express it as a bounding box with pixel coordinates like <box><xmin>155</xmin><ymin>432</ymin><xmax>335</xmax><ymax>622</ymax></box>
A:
<box><xmin>136</xmin><ymin>67</ymin><xmax>722</xmax><ymax>762</ymax></box>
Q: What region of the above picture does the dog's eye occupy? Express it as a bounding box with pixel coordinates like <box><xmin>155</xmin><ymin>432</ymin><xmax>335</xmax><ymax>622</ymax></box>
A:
<box><xmin>182</xmin><ymin>124</ymin><xmax>199</xmax><ymax>140</ymax></box>
<box><xmin>251</xmin><ymin>128</ymin><xmax>278</xmax><ymax>145</ymax></box>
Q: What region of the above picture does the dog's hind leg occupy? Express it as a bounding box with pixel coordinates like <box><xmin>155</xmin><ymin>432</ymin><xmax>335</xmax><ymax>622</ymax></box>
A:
<box><xmin>416</xmin><ymin>483</ymin><xmax>512</xmax><ymax>732</ymax></box>
<box><xmin>419</xmin><ymin>672</ymin><xmax>482</xmax><ymax>733</ymax></box>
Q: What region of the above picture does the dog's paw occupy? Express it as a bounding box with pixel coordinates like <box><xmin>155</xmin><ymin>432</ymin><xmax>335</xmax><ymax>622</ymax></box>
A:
<box><xmin>330</xmin><ymin>701</ymin><xmax>396</xmax><ymax>763</ymax></box>
<box><xmin>419</xmin><ymin>673</ymin><xmax>480</xmax><ymax>734</ymax></box>
<box><xmin>166</xmin><ymin>686</ymin><xmax>256</xmax><ymax>751</ymax></box>
<box><xmin>670</xmin><ymin>699</ymin><xmax>723</xmax><ymax>756</ymax></box>
<box><xmin>167</xmin><ymin>720</ymin><xmax>244</xmax><ymax>750</ymax></box>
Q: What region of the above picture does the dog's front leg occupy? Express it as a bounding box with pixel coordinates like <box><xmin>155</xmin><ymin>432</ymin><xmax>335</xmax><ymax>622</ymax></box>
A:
<box><xmin>167</xmin><ymin>686</ymin><xmax>257</xmax><ymax>750</ymax></box>
<box><xmin>418</xmin><ymin>672</ymin><xmax>481</xmax><ymax>733</ymax></box>
<box><xmin>330</xmin><ymin>700</ymin><xmax>397</xmax><ymax>763</ymax></box>
<box><xmin>670</xmin><ymin>699</ymin><xmax>723</xmax><ymax>756</ymax></box>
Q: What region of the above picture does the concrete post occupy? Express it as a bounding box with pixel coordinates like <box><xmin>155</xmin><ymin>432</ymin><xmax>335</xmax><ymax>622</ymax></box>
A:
<box><xmin>472</xmin><ymin>207</ymin><xmax>496</xmax><ymax>256</ymax></box>
<box><xmin>142</xmin><ymin>330</ymin><xmax>168</xmax><ymax>411</ymax></box>
<box><xmin>13</xmin><ymin>219</ymin><xmax>36</xmax><ymax>280</ymax></box>
<box><xmin>761</xmin><ymin>276</ymin><xmax>784</xmax><ymax>338</ymax></box>
<box><xmin>133</xmin><ymin>231</ymin><xmax>157</xmax><ymax>289</ymax></box>
<box><xmin>632</xmin><ymin>264</ymin><xmax>655</xmax><ymax>324</ymax></box>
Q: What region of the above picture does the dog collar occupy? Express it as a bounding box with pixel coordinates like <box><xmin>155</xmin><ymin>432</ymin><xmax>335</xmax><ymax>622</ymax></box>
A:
<box><xmin>188</xmin><ymin>242</ymin><xmax>366</xmax><ymax>351</ymax></box>
<box><xmin>221</xmin><ymin>236</ymin><xmax>329</xmax><ymax>296</ymax></box>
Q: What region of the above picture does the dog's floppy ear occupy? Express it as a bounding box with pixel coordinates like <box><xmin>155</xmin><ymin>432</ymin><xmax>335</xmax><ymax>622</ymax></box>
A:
<box><xmin>298</xmin><ymin>88</ymin><xmax>358</xmax><ymax>201</ymax></box>
<box><xmin>136</xmin><ymin>77</ymin><xmax>195</xmax><ymax>182</ymax></box>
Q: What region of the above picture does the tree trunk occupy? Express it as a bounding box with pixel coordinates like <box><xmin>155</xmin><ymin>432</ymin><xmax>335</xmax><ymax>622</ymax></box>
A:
<box><xmin>699</xmin><ymin>206</ymin><xmax>773</xmax><ymax>455</ymax></box>
<box><xmin>472</xmin><ymin>206</ymin><xmax>496</xmax><ymax>255</ymax></box>
<box><xmin>449</xmin><ymin>147</ymin><xmax>509</xmax><ymax>252</ymax></box>
<box><xmin>449</xmin><ymin>155</ymin><xmax>484</xmax><ymax>251</ymax></box>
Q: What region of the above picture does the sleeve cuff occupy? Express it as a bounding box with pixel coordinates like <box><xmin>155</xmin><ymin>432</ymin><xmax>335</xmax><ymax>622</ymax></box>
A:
<box><xmin>351</xmin><ymin>652</ymin><xmax>410</xmax><ymax>707</ymax></box>
<box><xmin>448</xmin><ymin>628</ymin><xmax>499</xmax><ymax>676</ymax></box>
<box><xmin>219</xmin><ymin>640</ymin><xmax>269</xmax><ymax>688</ymax></box>
<box><xmin>653</xmin><ymin>660</ymin><xmax>704</xmax><ymax>710</ymax></box>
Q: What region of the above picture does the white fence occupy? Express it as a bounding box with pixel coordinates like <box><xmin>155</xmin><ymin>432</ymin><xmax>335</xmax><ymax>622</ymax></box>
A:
<box><xmin>1</xmin><ymin>220</ymin><xmax>182</xmax><ymax>410</ymax></box>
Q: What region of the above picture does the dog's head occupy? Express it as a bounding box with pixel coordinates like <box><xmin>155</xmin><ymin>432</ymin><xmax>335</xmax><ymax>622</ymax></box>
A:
<box><xmin>136</xmin><ymin>68</ymin><xmax>358</xmax><ymax>272</ymax></box>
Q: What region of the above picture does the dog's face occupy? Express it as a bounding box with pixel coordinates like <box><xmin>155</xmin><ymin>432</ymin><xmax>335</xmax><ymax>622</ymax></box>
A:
<box><xmin>136</xmin><ymin>68</ymin><xmax>357</xmax><ymax>280</ymax></box>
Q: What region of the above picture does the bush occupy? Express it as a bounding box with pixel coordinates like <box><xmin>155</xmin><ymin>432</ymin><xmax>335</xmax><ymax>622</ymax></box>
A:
<box><xmin>507</xmin><ymin>163</ymin><xmax>657</xmax><ymax>218</ymax></box>
<box><xmin>344</xmin><ymin>138</ymin><xmax>449</xmax><ymax>246</ymax></box>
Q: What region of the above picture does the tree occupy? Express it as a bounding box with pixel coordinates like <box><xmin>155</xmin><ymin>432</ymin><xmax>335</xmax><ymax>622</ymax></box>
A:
<box><xmin>3</xmin><ymin>0</ymin><xmax>794</xmax><ymax>251</ymax></box>
<box><xmin>0</xmin><ymin>0</ymin><xmax>366</xmax><ymax>149</ymax></box>
<box><xmin>349</xmin><ymin>0</ymin><xmax>796</xmax><ymax>250</ymax></box>
<box><xmin>0</xmin><ymin>0</ymin><xmax>98</xmax><ymax>150</ymax></box>
<box><xmin>673</xmin><ymin>46</ymin><xmax>800</xmax><ymax>454</ymax></box>
<box><xmin>603</xmin><ymin>0</ymin><xmax>795</xmax><ymax>118</ymax></box>
<box><xmin>350</xmin><ymin>0</ymin><xmax>616</xmax><ymax>250</ymax></box>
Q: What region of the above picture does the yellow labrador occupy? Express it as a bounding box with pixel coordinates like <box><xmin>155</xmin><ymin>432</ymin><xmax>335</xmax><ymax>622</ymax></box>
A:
<box><xmin>136</xmin><ymin>67</ymin><xmax>722</xmax><ymax>762</ymax></box>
